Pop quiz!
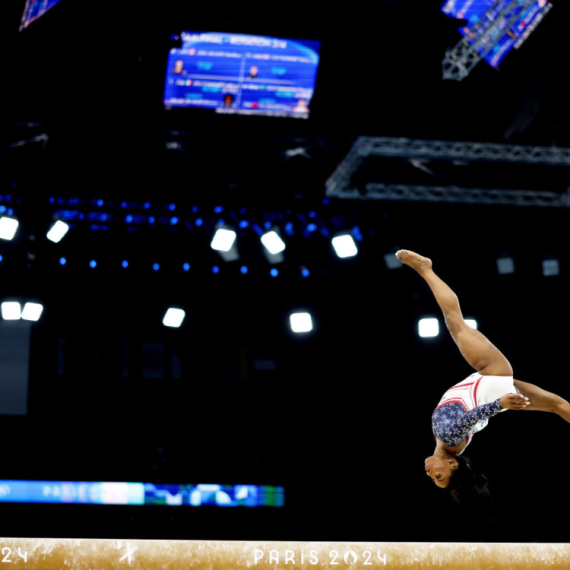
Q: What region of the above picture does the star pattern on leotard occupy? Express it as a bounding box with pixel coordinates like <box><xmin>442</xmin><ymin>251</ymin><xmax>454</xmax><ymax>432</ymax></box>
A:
<box><xmin>432</xmin><ymin>399</ymin><xmax>503</xmax><ymax>447</ymax></box>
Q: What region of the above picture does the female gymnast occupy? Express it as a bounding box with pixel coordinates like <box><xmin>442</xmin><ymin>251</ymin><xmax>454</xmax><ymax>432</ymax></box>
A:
<box><xmin>396</xmin><ymin>249</ymin><xmax>570</xmax><ymax>500</ymax></box>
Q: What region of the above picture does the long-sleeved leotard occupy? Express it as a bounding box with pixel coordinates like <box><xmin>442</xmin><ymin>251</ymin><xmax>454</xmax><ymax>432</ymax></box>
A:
<box><xmin>432</xmin><ymin>399</ymin><xmax>503</xmax><ymax>447</ymax></box>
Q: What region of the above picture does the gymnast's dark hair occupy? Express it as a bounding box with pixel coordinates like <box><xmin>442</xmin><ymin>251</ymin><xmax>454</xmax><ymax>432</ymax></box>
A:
<box><xmin>446</xmin><ymin>455</ymin><xmax>491</xmax><ymax>503</ymax></box>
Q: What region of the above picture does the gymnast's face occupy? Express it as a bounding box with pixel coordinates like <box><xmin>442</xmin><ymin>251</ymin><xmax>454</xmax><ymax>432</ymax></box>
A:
<box><xmin>424</xmin><ymin>456</ymin><xmax>458</xmax><ymax>488</ymax></box>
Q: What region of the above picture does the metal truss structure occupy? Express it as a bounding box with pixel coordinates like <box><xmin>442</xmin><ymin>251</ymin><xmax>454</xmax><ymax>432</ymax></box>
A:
<box><xmin>442</xmin><ymin>0</ymin><xmax>534</xmax><ymax>81</ymax></box>
<box><xmin>325</xmin><ymin>137</ymin><xmax>570</xmax><ymax>208</ymax></box>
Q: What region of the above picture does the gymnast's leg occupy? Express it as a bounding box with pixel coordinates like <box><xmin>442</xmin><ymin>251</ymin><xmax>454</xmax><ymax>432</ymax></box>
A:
<box><xmin>514</xmin><ymin>380</ymin><xmax>570</xmax><ymax>422</ymax></box>
<box><xmin>397</xmin><ymin>249</ymin><xmax>570</xmax><ymax>422</ymax></box>
<box><xmin>396</xmin><ymin>249</ymin><xmax>513</xmax><ymax>377</ymax></box>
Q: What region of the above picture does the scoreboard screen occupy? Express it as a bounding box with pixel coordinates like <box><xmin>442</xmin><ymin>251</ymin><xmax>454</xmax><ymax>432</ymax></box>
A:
<box><xmin>163</xmin><ymin>32</ymin><xmax>321</xmax><ymax>119</ymax></box>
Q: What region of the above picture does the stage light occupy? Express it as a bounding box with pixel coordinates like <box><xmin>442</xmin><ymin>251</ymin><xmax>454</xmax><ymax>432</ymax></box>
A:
<box><xmin>212</xmin><ymin>266</ymin><xmax>220</xmax><ymax>274</ymax></box>
<box><xmin>290</xmin><ymin>312</ymin><xmax>313</xmax><ymax>333</ymax></box>
<box><xmin>183</xmin><ymin>263</ymin><xmax>190</xmax><ymax>271</ymax></box>
<box><xmin>301</xmin><ymin>268</ymin><xmax>310</xmax><ymax>277</ymax></box>
<box><xmin>153</xmin><ymin>263</ymin><xmax>160</xmax><ymax>271</ymax></box>
<box><xmin>240</xmin><ymin>266</ymin><xmax>248</xmax><ymax>274</ymax></box>
<box><xmin>465</xmin><ymin>319</ymin><xmax>478</xmax><ymax>330</ymax></box>
<box><xmin>542</xmin><ymin>259</ymin><xmax>559</xmax><ymax>277</ymax></box>
<box><xmin>59</xmin><ymin>257</ymin><xmax>67</xmax><ymax>266</ymax></box>
<box><xmin>211</xmin><ymin>228</ymin><xmax>237</xmax><ymax>252</ymax></box>
<box><xmin>163</xmin><ymin>308</ymin><xmax>185</xmax><ymax>328</ymax></box>
<box><xmin>0</xmin><ymin>217</ymin><xmax>18</xmax><ymax>241</ymax></box>
<box><xmin>22</xmin><ymin>302</ymin><xmax>43</xmax><ymax>322</ymax></box>
<box><xmin>261</xmin><ymin>231</ymin><xmax>286</xmax><ymax>254</ymax></box>
<box><xmin>384</xmin><ymin>253</ymin><xmax>401</xmax><ymax>269</ymax></box>
<box><xmin>418</xmin><ymin>318</ymin><xmax>439</xmax><ymax>338</ymax></box>
<box><xmin>332</xmin><ymin>234</ymin><xmax>358</xmax><ymax>258</ymax></box>
<box><xmin>270</xmin><ymin>268</ymin><xmax>279</xmax><ymax>277</ymax></box>
<box><xmin>122</xmin><ymin>260</ymin><xmax>129</xmax><ymax>268</ymax></box>
<box><xmin>46</xmin><ymin>220</ymin><xmax>69</xmax><ymax>243</ymax></box>
<box><xmin>89</xmin><ymin>260</ymin><xmax>97</xmax><ymax>268</ymax></box>
<box><xmin>497</xmin><ymin>257</ymin><xmax>514</xmax><ymax>275</ymax></box>
<box><xmin>1</xmin><ymin>302</ymin><xmax>21</xmax><ymax>320</ymax></box>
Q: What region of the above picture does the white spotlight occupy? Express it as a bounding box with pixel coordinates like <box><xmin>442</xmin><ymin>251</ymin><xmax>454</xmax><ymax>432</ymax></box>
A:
<box><xmin>22</xmin><ymin>302</ymin><xmax>44</xmax><ymax>322</ymax></box>
<box><xmin>261</xmin><ymin>231</ymin><xmax>286</xmax><ymax>254</ymax></box>
<box><xmin>211</xmin><ymin>228</ymin><xmax>237</xmax><ymax>252</ymax></box>
<box><xmin>47</xmin><ymin>220</ymin><xmax>70</xmax><ymax>243</ymax></box>
<box><xmin>332</xmin><ymin>235</ymin><xmax>358</xmax><ymax>258</ymax></box>
<box><xmin>464</xmin><ymin>319</ymin><xmax>478</xmax><ymax>330</ymax></box>
<box><xmin>1</xmin><ymin>302</ymin><xmax>22</xmax><ymax>320</ymax></box>
<box><xmin>163</xmin><ymin>308</ymin><xmax>185</xmax><ymax>328</ymax></box>
<box><xmin>290</xmin><ymin>312</ymin><xmax>313</xmax><ymax>333</ymax></box>
<box><xmin>418</xmin><ymin>318</ymin><xmax>439</xmax><ymax>338</ymax></box>
<box><xmin>0</xmin><ymin>217</ymin><xmax>19</xmax><ymax>241</ymax></box>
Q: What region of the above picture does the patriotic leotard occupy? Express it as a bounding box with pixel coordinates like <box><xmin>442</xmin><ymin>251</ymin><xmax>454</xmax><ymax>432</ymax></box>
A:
<box><xmin>432</xmin><ymin>373</ymin><xmax>505</xmax><ymax>453</ymax></box>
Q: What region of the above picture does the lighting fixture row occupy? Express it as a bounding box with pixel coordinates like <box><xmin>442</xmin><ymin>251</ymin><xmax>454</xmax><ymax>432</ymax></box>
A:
<box><xmin>0</xmin><ymin>216</ymin><xmax>360</xmax><ymax>260</ymax></box>
<box><xmin>1</xmin><ymin>301</ymin><xmax>43</xmax><ymax>321</ymax></box>
<box><xmin>162</xmin><ymin>307</ymin><xmax>314</xmax><ymax>334</ymax></box>
<box><xmin>0</xmin><ymin>217</ymin><xmax>69</xmax><ymax>243</ymax></box>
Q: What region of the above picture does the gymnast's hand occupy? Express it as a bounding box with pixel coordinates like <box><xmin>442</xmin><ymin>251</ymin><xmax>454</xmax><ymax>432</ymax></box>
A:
<box><xmin>500</xmin><ymin>393</ymin><xmax>530</xmax><ymax>410</ymax></box>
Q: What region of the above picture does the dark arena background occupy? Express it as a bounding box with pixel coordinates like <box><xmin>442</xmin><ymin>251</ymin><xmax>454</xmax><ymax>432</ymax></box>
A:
<box><xmin>2</xmin><ymin>0</ymin><xmax>570</xmax><ymax>553</ymax></box>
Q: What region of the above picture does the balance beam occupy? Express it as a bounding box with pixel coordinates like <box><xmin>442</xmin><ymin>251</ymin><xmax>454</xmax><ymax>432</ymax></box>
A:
<box><xmin>0</xmin><ymin>538</ymin><xmax>568</xmax><ymax>569</ymax></box>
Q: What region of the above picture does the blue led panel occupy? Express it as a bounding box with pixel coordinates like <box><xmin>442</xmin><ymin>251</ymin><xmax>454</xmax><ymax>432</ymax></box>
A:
<box><xmin>0</xmin><ymin>481</ymin><xmax>284</xmax><ymax>507</ymax></box>
<box><xmin>441</xmin><ymin>0</ymin><xmax>552</xmax><ymax>68</ymax></box>
<box><xmin>20</xmin><ymin>0</ymin><xmax>62</xmax><ymax>30</ymax></box>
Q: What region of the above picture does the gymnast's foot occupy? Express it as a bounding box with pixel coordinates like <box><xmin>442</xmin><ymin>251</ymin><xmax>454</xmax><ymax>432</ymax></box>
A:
<box><xmin>396</xmin><ymin>250</ymin><xmax>433</xmax><ymax>274</ymax></box>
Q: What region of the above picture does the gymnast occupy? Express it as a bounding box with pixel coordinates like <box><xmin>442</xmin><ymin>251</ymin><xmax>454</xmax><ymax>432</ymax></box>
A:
<box><xmin>396</xmin><ymin>249</ymin><xmax>570</xmax><ymax>500</ymax></box>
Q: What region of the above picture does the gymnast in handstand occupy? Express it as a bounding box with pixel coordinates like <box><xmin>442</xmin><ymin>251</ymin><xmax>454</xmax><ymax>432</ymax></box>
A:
<box><xmin>396</xmin><ymin>249</ymin><xmax>570</xmax><ymax>500</ymax></box>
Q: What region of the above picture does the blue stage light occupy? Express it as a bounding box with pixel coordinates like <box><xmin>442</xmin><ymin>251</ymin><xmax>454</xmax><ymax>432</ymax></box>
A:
<box><xmin>7</xmin><ymin>209</ymin><xmax>13</xmax><ymax>216</ymax></box>
<box><xmin>196</xmin><ymin>218</ymin><xmax>203</xmax><ymax>227</ymax></box>
<box><xmin>264</xmin><ymin>221</ymin><xmax>272</xmax><ymax>230</ymax></box>
<box><xmin>0</xmin><ymin>206</ymin><xmax>6</xmax><ymax>214</ymax></box>
<box><xmin>125</xmin><ymin>215</ymin><xmax>133</xmax><ymax>223</ymax></box>
<box><xmin>97</xmin><ymin>199</ymin><xmax>103</xmax><ymax>207</ymax></box>
<box><xmin>240</xmin><ymin>266</ymin><xmax>248</xmax><ymax>274</ymax></box>
<box><xmin>59</xmin><ymin>257</ymin><xmax>66</xmax><ymax>265</ymax></box>
<box><xmin>144</xmin><ymin>202</ymin><xmax>151</xmax><ymax>209</ymax></box>
<box><xmin>49</xmin><ymin>197</ymin><xmax>54</xmax><ymax>204</ymax></box>
<box><xmin>214</xmin><ymin>206</ymin><xmax>224</xmax><ymax>213</ymax></box>
<box><xmin>149</xmin><ymin>216</ymin><xmax>155</xmax><ymax>224</ymax></box>
<box><xmin>302</xmin><ymin>268</ymin><xmax>310</xmax><ymax>277</ymax></box>
<box><xmin>212</xmin><ymin>266</ymin><xmax>220</xmax><ymax>274</ymax></box>
<box><xmin>169</xmin><ymin>204</ymin><xmax>176</xmax><ymax>211</ymax></box>
<box><xmin>270</xmin><ymin>268</ymin><xmax>279</xmax><ymax>277</ymax></box>
<box><xmin>121</xmin><ymin>202</ymin><xmax>127</xmax><ymax>208</ymax></box>
<box><xmin>307</xmin><ymin>223</ymin><xmax>317</xmax><ymax>232</ymax></box>
<box><xmin>122</xmin><ymin>260</ymin><xmax>129</xmax><ymax>268</ymax></box>
<box><xmin>309</xmin><ymin>211</ymin><xmax>316</xmax><ymax>218</ymax></box>
<box><xmin>183</xmin><ymin>263</ymin><xmax>190</xmax><ymax>271</ymax></box>
<box><xmin>171</xmin><ymin>217</ymin><xmax>179</xmax><ymax>225</ymax></box>
<box><xmin>153</xmin><ymin>263</ymin><xmax>160</xmax><ymax>271</ymax></box>
<box><xmin>192</xmin><ymin>206</ymin><xmax>198</xmax><ymax>213</ymax></box>
<box><xmin>0</xmin><ymin>255</ymin><xmax>3</xmax><ymax>262</ymax></box>
<box><xmin>239</xmin><ymin>220</ymin><xmax>249</xmax><ymax>229</ymax></box>
<box><xmin>89</xmin><ymin>260</ymin><xmax>97</xmax><ymax>268</ymax></box>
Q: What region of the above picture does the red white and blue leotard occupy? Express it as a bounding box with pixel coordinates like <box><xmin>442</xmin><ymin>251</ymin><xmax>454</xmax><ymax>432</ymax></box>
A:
<box><xmin>432</xmin><ymin>373</ymin><xmax>505</xmax><ymax>453</ymax></box>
